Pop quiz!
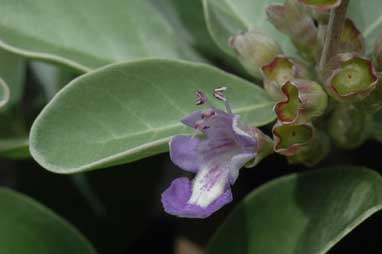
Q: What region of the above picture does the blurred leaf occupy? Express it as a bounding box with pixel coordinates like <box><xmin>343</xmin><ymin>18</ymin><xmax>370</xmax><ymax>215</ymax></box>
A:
<box><xmin>0</xmin><ymin>187</ymin><xmax>96</xmax><ymax>254</ymax></box>
<box><xmin>0</xmin><ymin>0</ymin><xmax>203</xmax><ymax>72</ymax></box>
<box><xmin>208</xmin><ymin>166</ymin><xmax>382</xmax><ymax>254</ymax></box>
<box><xmin>348</xmin><ymin>0</ymin><xmax>382</xmax><ymax>54</ymax></box>
<box><xmin>0</xmin><ymin>48</ymin><xmax>26</xmax><ymax>108</ymax></box>
<box><xmin>31</xmin><ymin>61</ymin><xmax>77</xmax><ymax>100</ymax></box>
<box><xmin>0</xmin><ymin>78</ymin><xmax>10</xmax><ymax>109</ymax></box>
<box><xmin>202</xmin><ymin>0</ymin><xmax>296</xmax><ymax>60</ymax></box>
<box><xmin>30</xmin><ymin>59</ymin><xmax>275</xmax><ymax>173</ymax></box>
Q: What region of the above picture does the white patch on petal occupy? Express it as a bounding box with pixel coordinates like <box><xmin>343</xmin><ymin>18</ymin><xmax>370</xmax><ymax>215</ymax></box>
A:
<box><xmin>229</xmin><ymin>153</ymin><xmax>256</xmax><ymax>184</ymax></box>
<box><xmin>188</xmin><ymin>167</ymin><xmax>228</xmax><ymax>208</ymax></box>
<box><xmin>232</xmin><ymin>115</ymin><xmax>253</xmax><ymax>140</ymax></box>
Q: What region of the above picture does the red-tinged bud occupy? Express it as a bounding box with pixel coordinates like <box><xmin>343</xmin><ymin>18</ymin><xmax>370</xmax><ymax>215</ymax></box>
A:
<box><xmin>318</xmin><ymin>19</ymin><xmax>363</xmax><ymax>55</ymax></box>
<box><xmin>288</xmin><ymin>130</ymin><xmax>330</xmax><ymax>166</ymax></box>
<box><xmin>328</xmin><ymin>104</ymin><xmax>372</xmax><ymax>149</ymax></box>
<box><xmin>373</xmin><ymin>32</ymin><xmax>382</xmax><ymax>72</ymax></box>
<box><xmin>229</xmin><ymin>29</ymin><xmax>281</xmax><ymax>78</ymax></box>
<box><xmin>298</xmin><ymin>0</ymin><xmax>342</xmax><ymax>10</ymax></box>
<box><xmin>261</xmin><ymin>56</ymin><xmax>310</xmax><ymax>100</ymax></box>
<box><xmin>324</xmin><ymin>53</ymin><xmax>379</xmax><ymax>102</ymax></box>
<box><xmin>272</xmin><ymin>122</ymin><xmax>315</xmax><ymax>156</ymax></box>
<box><xmin>274</xmin><ymin>80</ymin><xmax>328</xmax><ymax>124</ymax></box>
<box><xmin>341</xmin><ymin>19</ymin><xmax>364</xmax><ymax>54</ymax></box>
<box><xmin>266</xmin><ymin>0</ymin><xmax>318</xmax><ymax>60</ymax></box>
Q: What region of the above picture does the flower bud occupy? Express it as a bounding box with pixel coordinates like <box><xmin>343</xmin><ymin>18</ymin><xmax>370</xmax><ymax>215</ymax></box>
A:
<box><xmin>373</xmin><ymin>32</ymin><xmax>382</xmax><ymax>72</ymax></box>
<box><xmin>298</xmin><ymin>0</ymin><xmax>341</xmax><ymax>10</ymax></box>
<box><xmin>324</xmin><ymin>53</ymin><xmax>379</xmax><ymax>102</ymax></box>
<box><xmin>274</xmin><ymin>79</ymin><xmax>328</xmax><ymax>124</ymax></box>
<box><xmin>318</xmin><ymin>19</ymin><xmax>363</xmax><ymax>55</ymax></box>
<box><xmin>261</xmin><ymin>56</ymin><xmax>310</xmax><ymax>100</ymax></box>
<box><xmin>266</xmin><ymin>0</ymin><xmax>318</xmax><ymax>60</ymax></box>
<box><xmin>288</xmin><ymin>130</ymin><xmax>330</xmax><ymax>166</ymax></box>
<box><xmin>328</xmin><ymin>104</ymin><xmax>372</xmax><ymax>149</ymax></box>
<box><xmin>229</xmin><ymin>29</ymin><xmax>281</xmax><ymax>78</ymax></box>
<box><xmin>273</xmin><ymin>122</ymin><xmax>315</xmax><ymax>156</ymax></box>
<box><xmin>340</xmin><ymin>19</ymin><xmax>364</xmax><ymax>54</ymax></box>
<box><xmin>245</xmin><ymin>128</ymin><xmax>274</xmax><ymax>168</ymax></box>
<box><xmin>312</xmin><ymin>9</ymin><xmax>330</xmax><ymax>24</ymax></box>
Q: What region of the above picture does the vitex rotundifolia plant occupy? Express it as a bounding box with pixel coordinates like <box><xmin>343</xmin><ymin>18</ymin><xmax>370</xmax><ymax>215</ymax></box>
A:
<box><xmin>0</xmin><ymin>0</ymin><xmax>381</xmax><ymax>253</ymax></box>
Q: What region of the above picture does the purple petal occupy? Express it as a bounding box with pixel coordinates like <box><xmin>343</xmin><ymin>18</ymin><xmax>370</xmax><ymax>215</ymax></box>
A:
<box><xmin>232</xmin><ymin>115</ymin><xmax>257</xmax><ymax>151</ymax></box>
<box><xmin>181</xmin><ymin>111</ymin><xmax>202</xmax><ymax>128</ymax></box>
<box><xmin>169</xmin><ymin>135</ymin><xmax>200</xmax><ymax>173</ymax></box>
<box><xmin>161</xmin><ymin>177</ymin><xmax>232</xmax><ymax>219</ymax></box>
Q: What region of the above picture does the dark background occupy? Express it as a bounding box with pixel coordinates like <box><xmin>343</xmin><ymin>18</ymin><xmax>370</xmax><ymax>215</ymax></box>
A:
<box><xmin>1</xmin><ymin>137</ymin><xmax>381</xmax><ymax>253</ymax></box>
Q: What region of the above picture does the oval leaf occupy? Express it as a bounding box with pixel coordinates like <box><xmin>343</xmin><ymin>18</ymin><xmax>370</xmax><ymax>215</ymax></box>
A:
<box><xmin>30</xmin><ymin>59</ymin><xmax>275</xmax><ymax>173</ymax></box>
<box><xmin>0</xmin><ymin>0</ymin><xmax>202</xmax><ymax>72</ymax></box>
<box><xmin>0</xmin><ymin>188</ymin><xmax>95</xmax><ymax>254</ymax></box>
<box><xmin>208</xmin><ymin>166</ymin><xmax>382</xmax><ymax>254</ymax></box>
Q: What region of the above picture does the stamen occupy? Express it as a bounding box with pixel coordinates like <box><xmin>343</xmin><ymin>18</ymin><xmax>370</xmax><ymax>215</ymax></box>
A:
<box><xmin>213</xmin><ymin>86</ymin><xmax>227</xmax><ymax>101</ymax></box>
<box><xmin>213</xmin><ymin>86</ymin><xmax>233</xmax><ymax>114</ymax></box>
<box><xmin>195</xmin><ymin>90</ymin><xmax>207</xmax><ymax>105</ymax></box>
<box><xmin>201</xmin><ymin>108</ymin><xmax>216</xmax><ymax>119</ymax></box>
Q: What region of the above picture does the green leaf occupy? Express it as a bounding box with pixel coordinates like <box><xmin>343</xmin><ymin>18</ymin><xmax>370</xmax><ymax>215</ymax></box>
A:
<box><xmin>0</xmin><ymin>0</ymin><xmax>202</xmax><ymax>72</ymax></box>
<box><xmin>151</xmin><ymin>0</ymin><xmax>221</xmax><ymax>57</ymax></box>
<box><xmin>0</xmin><ymin>78</ymin><xmax>10</xmax><ymax>109</ymax></box>
<box><xmin>208</xmin><ymin>166</ymin><xmax>382</xmax><ymax>254</ymax></box>
<box><xmin>0</xmin><ymin>187</ymin><xmax>96</xmax><ymax>254</ymax></box>
<box><xmin>30</xmin><ymin>59</ymin><xmax>275</xmax><ymax>173</ymax></box>
<box><xmin>202</xmin><ymin>0</ymin><xmax>296</xmax><ymax>59</ymax></box>
<box><xmin>348</xmin><ymin>0</ymin><xmax>382</xmax><ymax>54</ymax></box>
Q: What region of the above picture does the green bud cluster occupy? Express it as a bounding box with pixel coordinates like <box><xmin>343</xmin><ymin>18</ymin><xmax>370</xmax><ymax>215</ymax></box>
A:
<box><xmin>230</xmin><ymin>0</ymin><xmax>382</xmax><ymax>166</ymax></box>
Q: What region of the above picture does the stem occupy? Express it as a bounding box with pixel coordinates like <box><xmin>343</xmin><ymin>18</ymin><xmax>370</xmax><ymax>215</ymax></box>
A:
<box><xmin>318</xmin><ymin>0</ymin><xmax>350</xmax><ymax>72</ymax></box>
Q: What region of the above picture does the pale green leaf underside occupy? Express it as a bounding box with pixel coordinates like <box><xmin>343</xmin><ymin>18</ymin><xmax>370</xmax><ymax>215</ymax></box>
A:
<box><xmin>0</xmin><ymin>0</ymin><xmax>202</xmax><ymax>73</ymax></box>
<box><xmin>0</xmin><ymin>78</ymin><xmax>10</xmax><ymax>109</ymax></box>
<box><xmin>30</xmin><ymin>59</ymin><xmax>275</xmax><ymax>173</ymax></box>
<box><xmin>208</xmin><ymin>166</ymin><xmax>382</xmax><ymax>254</ymax></box>
<box><xmin>0</xmin><ymin>188</ymin><xmax>95</xmax><ymax>254</ymax></box>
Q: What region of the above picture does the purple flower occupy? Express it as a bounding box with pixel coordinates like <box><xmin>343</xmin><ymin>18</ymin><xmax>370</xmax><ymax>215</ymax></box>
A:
<box><xmin>161</xmin><ymin>87</ymin><xmax>259</xmax><ymax>218</ymax></box>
